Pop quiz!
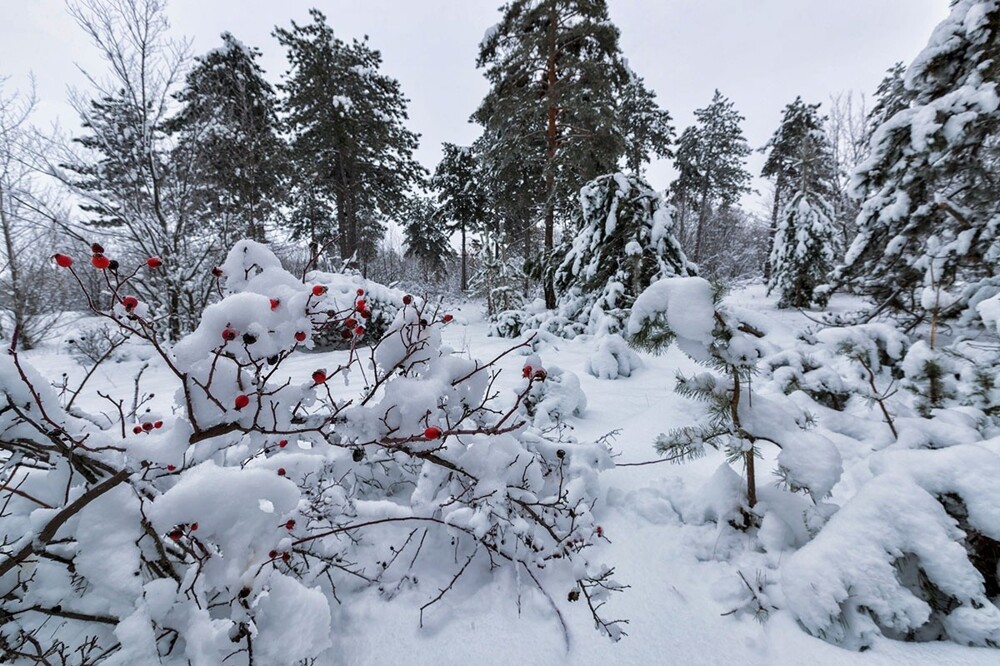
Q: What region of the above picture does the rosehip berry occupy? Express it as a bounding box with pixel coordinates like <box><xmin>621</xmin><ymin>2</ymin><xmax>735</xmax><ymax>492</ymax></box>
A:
<box><xmin>190</xmin><ymin>522</ymin><xmax>198</xmax><ymax>531</ymax></box>
<box><xmin>269</xmin><ymin>298</ymin><xmax>280</xmax><ymax>310</ymax></box>
<box><xmin>345</xmin><ymin>317</ymin><xmax>356</xmax><ymax>329</ymax></box>
<box><xmin>90</xmin><ymin>242</ymin><xmax>105</xmax><ymax>254</ymax></box>
<box><xmin>596</xmin><ymin>526</ymin><xmax>604</xmax><ymax>538</ymax></box>
<box><xmin>424</xmin><ymin>426</ymin><xmax>442</xmax><ymax>440</ymax></box>
<box><xmin>122</xmin><ymin>296</ymin><xmax>139</xmax><ymax>311</ymax></box>
<box><xmin>211</xmin><ymin>266</ymin><xmax>223</xmax><ymax>277</ymax></box>
<box><xmin>355</xmin><ymin>299</ymin><xmax>366</xmax><ymax>311</ymax></box>
<box><xmin>168</xmin><ymin>529</ymin><xmax>182</xmax><ymax>542</ymax></box>
<box><xmin>53</xmin><ymin>253</ymin><xmax>73</xmax><ymax>268</ymax></box>
<box><xmin>443</xmin><ymin>314</ymin><xmax>453</xmax><ymax>323</ymax></box>
<box><xmin>108</xmin><ymin>259</ymin><xmax>119</xmax><ymax>271</ymax></box>
<box><xmin>133</xmin><ymin>425</ymin><xmax>143</xmax><ymax>434</ymax></box>
<box><xmin>268</xmin><ymin>549</ymin><xmax>278</xmax><ymax>559</ymax></box>
<box><xmin>166</xmin><ymin>464</ymin><xmax>176</xmax><ymax>472</ymax></box>
<box><xmin>242</xmin><ymin>333</ymin><xmax>257</xmax><ymax>345</ymax></box>
<box><xmin>352</xmin><ymin>448</ymin><xmax>364</xmax><ymax>462</ymax></box>
<box><xmin>294</xmin><ymin>331</ymin><xmax>307</xmax><ymax>342</ymax></box>
<box><xmin>147</xmin><ymin>256</ymin><xmax>162</xmax><ymax>269</ymax></box>
<box><xmin>360</xmin><ymin>309</ymin><xmax>371</xmax><ymax>319</ymax></box>
<box><xmin>533</xmin><ymin>369</ymin><xmax>547</xmax><ymax>381</ymax></box>
<box><xmin>402</xmin><ymin>295</ymin><xmax>412</xmax><ymax>305</ymax></box>
<box><xmin>356</xmin><ymin>288</ymin><xmax>365</xmax><ymax>296</ymax></box>
<box><xmin>354</xmin><ymin>326</ymin><xmax>365</xmax><ymax>336</ymax></box>
<box><xmin>285</xmin><ymin>520</ymin><xmax>295</xmax><ymax>530</ymax></box>
<box><xmin>91</xmin><ymin>254</ymin><xmax>110</xmax><ymax>270</ymax></box>
<box><xmin>312</xmin><ymin>369</ymin><xmax>327</xmax><ymax>384</ymax></box>
<box><xmin>277</xmin><ymin>468</ymin><xmax>286</xmax><ymax>476</ymax></box>
<box><xmin>234</xmin><ymin>394</ymin><xmax>250</xmax><ymax>410</ymax></box>
<box><xmin>311</xmin><ymin>285</ymin><xmax>326</xmax><ymax>297</ymax></box>
<box><xmin>522</xmin><ymin>365</ymin><xmax>533</xmax><ymax>378</ymax></box>
<box><xmin>281</xmin><ymin>552</ymin><xmax>290</xmax><ymax>562</ymax></box>
<box><xmin>278</xmin><ymin>439</ymin><xmax>288</xmax><ymax>448</ymax></box>
<box><xmin>340</xmin><ymin>330</ymin><xmax>352</xmax><ymax>339</ymax></box>
<box><xmin>142</xmin><ymin>422</ymin><xmax>154</xmax><ymax>431</ymax></box>
<box><xmin>222</xmin><ymin>327</ymin><xmax>238</xmax><ymax>342</ymax></box>
<box><xmin>154</xmin><ymin>421</ymin><xmax>163</xmax><ymax>429</ymax></box>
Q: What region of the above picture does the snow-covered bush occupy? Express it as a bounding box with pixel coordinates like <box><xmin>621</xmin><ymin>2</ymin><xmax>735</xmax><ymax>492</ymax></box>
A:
<box><xmin>784</xmin><ymin>443</ymin><xmax>1000</xmax><ymax>649</ymax></box>
<box><xmin>586</xmin><ymin>334</ymin><xmax>643</xmax><ymax>380</ymax></box>
<box><xmin>768</xmin><ymin>190</ymin><xmax>836</xmax><ymax>309</ymax></box>
<box><xmin>0</xmin><ymin>241</ymin><xmax>623</xmax><ymax>664</ymax></box>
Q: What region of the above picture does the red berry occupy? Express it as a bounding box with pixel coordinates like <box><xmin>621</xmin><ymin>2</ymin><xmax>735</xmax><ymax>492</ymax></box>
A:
<box><xmin>340</xmin><ymin>330</ymin><xmax>352</xmax><ymax>339</ymax></box>
<box><xmin>234</xmin><ymin>394</ymin><xmax>250</xmax><ymax>410</ymax></box>
<box><xmin>278</xmin><ymin>439</ymin><xmax>288</xmax><ymax>448</ymax></box>
<box><xmin>312</xmin><ymin>369</ymin><xmax>327</xmax><ymax>384</ymax></box>
<box><xmin>142</xmin><ymin>422</ymin><xmax>154</xmax><ymax>432</ymax></box>
<box><xmin>53</xmin><ymin>253</ymin><xmax>73</xmax><ymax>268</ymax></box>
<box><xmin>443</xmin><ymin>314</ymin><xmax>453</xmax><ymax>323</ymax></box>
<box><xmin>345</xmin><ymin>317</ymin><xmax>357</xmax><ymax>329</ymax></box>
<box><xmin>285</xmin><ymin>519</ymin><xmax>295</xmax><ymax>530</ymax></box>
<box><xmin>294</xmin><ymin>331</ymin><xmax>307</xmax><ymax>342</ymax></box>
<box><xmin>356</xmin><ymin>288</ymin><xmax>365</xmax><ymax>296</ymax></box>
<box><xmin>596</xmin><ymin>526</ymin><xmax>604</xmax><ymax>538</ymax></box>
<box><xmin>533</xmin><ymin>369</ymin><xmax>547</xmax><ymax>381</ymax></box>
<box><xmin>354</xmin><ymin>326</ymin><xmax>365</xmax><ymax>336</ymax></box>
<box><xmin>154</xmin><ymin>421</ymin><xmax>163</xmax><ymax>429</ymax></box>
<box><xmin>281</xmin><ymin>552</ymin><xmax>290</xmax><ymax>562</ymax></box>
<box><xmin>270</xmin><ymin>298</ymin><xmax>280</xmax><ymax>310</ymax></box>
<box><xmin>190</xmin><ymin>522</ymin><xmax>198</xmax><ymax>531</ymax></box>
<box><xmin>276</xmin><ymin>467</ymin><xmax>286</xmax><ymax>476</ymax></box>
<box><xmin>90</xmin><ymin>242</ymin><xmax>105</xmax><ymax>254</ymax></box>
<box><xmin>91</xmin><ymin>254</ymin><xmax>111</xmax><ymax>270</ymax></box>
<box><xmin>133</xmin><ymin>425</ymin><xmax>143</xmax><ymax>434</ymax></box>
<box><xmin>211</xmin><ymin>266</ymin><xmax>223</xmax><ymax>277</ymax></box>
<box><xmin>311</xmin><ymin>285</ymin><xmax>326</xmax><ymax>297</ymax></box>
<box><xmin>122</xmin><ymin>295</ymin><xmax>139</xmax><ymax>311</ymax></box>
<box><xmin>522</xmin><ymin>365</ymin><xmax>533</xmax><ymax>378</ymax></box>
<box><xmin>402</xmin><ymin>295</ymin><xmax>412</xmax><ymax>305</ymax></box>
<box><xmin>168</xmin><ymin>529</ymin><xmax>182</xmax><ymax>542</ymax></box>
<box><xmin>147</xmin><ymin>256</ymin><xmax>162</xmax><ymax>269</ymax></box>
<box><xmin>268</xmin><ymin>549</ymin><xmax>278</xmax><ymax>559</ymax></box>
<box><xmin>166</xmin><ymin>464</ymin><xmax>176</xmax><ymax>472</ymax></box>
<box><xmin>424</xmin><ymin>426</ymin><xmax>442</xmax><ymax>440</ymax></box>
<box><xmin>355</xmin><ymin>299</ymin><xmax>366</xmax><ymax>311</ymax></box>
<box><xmin>222</xmin><ymin>327</ymin><xmax>238</xmax><ymax>342</ymax></box>
<box><xmin>360</xmin><ymin>309</ymin><xmax>371</xmax><ymax>319</ymax></box>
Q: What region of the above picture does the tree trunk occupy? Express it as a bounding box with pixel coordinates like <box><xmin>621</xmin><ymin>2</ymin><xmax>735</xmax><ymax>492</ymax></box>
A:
<box><xmin>694</xmin><ymin>186</ymin><xmax>710</xmax><ymax>263</ymax></box>
<box><xmin>765</xmin><ymin>177</ymin><xmax>785</xmax><ymax>282</ymax></box>
<box><xmin>460</xmin><ymin>224</ymin><xmax>467</xmax><ymax>292</ymax></box>
<box><xmin>543</xmin><ymin>0</ymin><xmax>558</xmax><ymax>310</ymax></box>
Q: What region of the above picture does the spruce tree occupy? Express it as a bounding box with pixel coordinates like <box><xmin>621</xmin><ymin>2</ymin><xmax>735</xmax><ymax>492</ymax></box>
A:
<box><xmin>552</xmin><ymin>172</ymin><xmax>694</xmax><ymax>334</ymax></box>
<box><xmin>769</xmin><ymin>190</ymin><xmax>837</xmax><ymax>309</ymax></box>
<box><xmin>168</xmin><ymin>32</ymin><xmax>287</xmax><ymax>246</ymax></box>
<box><xmin>619</xmin><ymin>71</ymin><xmax>675</xmax><ymax>176</ymax></box>
<box><xmin>670</xmin><ymin>90</ymin><xmax>752</xmax><ymax>263</ymax></box>
<box><xmin>474</xmin><ymin>0</ymin><xmax>627</xmax><ymax>309</ymax></box>
<box><xmin>431</xmin><ymin>143</ymin><xmax>489</xmax><ymax>291</ymax></box>
<box><xmin>403</xmin><ymin>196</ymin><xmax>454</xmax><ymax>282</ymax></box>
<box><xmin>276</xmin><ymin>10</ymin><xmax>424</xmax><ymax>266</ymax></box>
<box><xmin>760</xmin><ymin>97</ymin><xmax>837</xmax><ymax>280</ymax></box>
<box><xmin>836</xmin><ymin>0</ymin><xmax>1000</xmax><ymax>326</ymax></box>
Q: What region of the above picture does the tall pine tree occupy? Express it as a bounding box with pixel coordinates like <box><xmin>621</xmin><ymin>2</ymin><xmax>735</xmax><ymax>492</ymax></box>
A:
<box><xmin>619</xmin><ymin>70</ymin><xmax>675</xmax><ymax>176</ymax></box>
<box><xmin>276</xmin><ymin>10</ymin><xmax>424</xmax><ymax>266</ymax></box>
<box><xmin>836</xmin><ymin>0</ymin><xmax>1000</xmax><ymax>326</ymax></box>
<box><xmin>403</xmin><ymin>196</ymin><xmax>454</xmax><ymax>283</ymax></box>
<box><xmin>431</xmin><ymin>143</ymin><xmax>490</xmax><ymax>291</ymax></box>
<box><xmin>475</xmin><ymin>0</ymin><xmax>627</xmax><ymax>308</ymax></box>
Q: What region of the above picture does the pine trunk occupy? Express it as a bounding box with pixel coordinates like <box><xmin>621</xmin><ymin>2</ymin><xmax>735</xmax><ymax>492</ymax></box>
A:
<box><xmin>543</xmin><ymin>0</ymin><xmax>558</xmax><ymax>310</ymax></box>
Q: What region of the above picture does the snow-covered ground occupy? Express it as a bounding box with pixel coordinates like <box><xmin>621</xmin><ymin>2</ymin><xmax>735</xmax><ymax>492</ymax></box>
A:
<box><xmin>21</xmin><ymin>286</ymin><xmax>998</xmax><ymax>665</ymax></box>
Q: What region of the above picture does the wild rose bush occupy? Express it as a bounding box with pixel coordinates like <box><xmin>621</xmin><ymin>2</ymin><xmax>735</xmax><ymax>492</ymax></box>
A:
<box><xmin>0</xmin><ymin>241</ymin><xmax>621</xmax><ymax>665</ymax></box>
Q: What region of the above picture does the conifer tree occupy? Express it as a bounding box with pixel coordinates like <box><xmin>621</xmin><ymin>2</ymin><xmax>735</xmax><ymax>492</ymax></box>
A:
<box><xmin>431</xmin><ymin>143</ymin><xmax>489</xmax><ymax>291</ymax></box>
<box><xmin>403</xmin><ymin>196</ymin><xmax>454</xmax><ymax>282</ymax></box>
<box><xmin>276</xmin><ymin>10</ymin><xmax>424</xmax><ymax>266</ymax></box>
<box><xmin>475</xmin><ymin>0</ymin><xmax>628</xmax><ymax>308</ymax></box>
<box><xmin>169</xmin><ymin>32</ymin><xmax>287</xmax><ymax>246</ymax></box>
<box><xmin>552</xmin><ymin>172</ymin><xmax>693</xmax><ymax>334</ymax></box>
<box><xmin>836</xmin><ymin>0</ymin><xmax>1000</xmax><ymax>326</ymax></box>
<box><xmin>670</xmin><ymin>90</ymin><xmax>752</xmax><ymax>263</ymax></box>
<box><xmin>619</xmin><ymin>71</ymin><xmax>675</xmax><ymax>176</ymax></box>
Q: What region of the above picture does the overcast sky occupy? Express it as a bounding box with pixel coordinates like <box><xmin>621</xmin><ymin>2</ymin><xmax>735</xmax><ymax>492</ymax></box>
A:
<box><xmin>2</xmin><ymin>0</ymin><xmax>948</xmax><ymax>215</ymax></box>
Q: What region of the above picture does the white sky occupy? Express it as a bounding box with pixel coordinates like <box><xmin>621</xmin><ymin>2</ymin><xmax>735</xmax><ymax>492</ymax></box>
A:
<box><xmin>2</xmin><ymin>0</ymin><xmax>948</xmax><ymax>215</ymax></box>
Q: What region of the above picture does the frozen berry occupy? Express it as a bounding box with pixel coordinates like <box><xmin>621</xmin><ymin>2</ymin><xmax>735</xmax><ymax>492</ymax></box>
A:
<box><xmin>190</xmin><ymin>522</ymin><xmax>198</xmax><ymax>531</ymax></box>
<box><xmin>211</xmin><ymin>266</ymin><xmax>223</xmax><ymax>277</ymax></box>
<box><xmin>268</xmin><ymin>549</ymin><xmax>278</xmax><ymax>559</ymax></box>
<box><xmin>278</xmin><ymin>439</ymin><xmax>288</xmax><ymax>448</ymax></box>
<box><xmin>122</xmin><ymin>296</ymin><xmax>139</xmax><ymax>311</ymax></box>
<box><xmin>311</xmin><ymin>285</ymin><xmax>326</xmax><ymax>297</ymax></box>
<box><xmin>402</xmin><ymin>294</ymin><xmax>412</xmax><ymax>305</ymax></box>
<box><xmin>533</xmin><ymin>369</ymin><xmax>547</xmax><ymax>381</ymax></box>
<box><xmin>142</xmin><ymin>422</ymin><xmax>154</xmax><ymax>432</ymax></box>
<box><xmin>108</xmin><ymin>259</ymin><xmax>119</xmax><ymax>271</ymax></box>
<box><xmin>276</xmin><ymin>468</ymin><xmax>286</xmax><ymax>476</ymax></box>
<box><xmin>285</xmin><ymin>520</ymin><xmax>295</xmax><ymax>530</ymax></box>
<box><xmin>294</xmin><ymin>331</ymin><xmax>307</xmax><ymax>342</ymax></box>
<box><xmin>356</xmin><ymin>288</ymin><xmax>365</xmax><ymax>296</ymax></box>
<box><xmin>53</xmin><ymin>253</ymin><xmax>73</xmax><ymax>268</ymax></box>
<box><xmin>340</xmin><ymin>330</ymin><xmax>352</xmax><ymax>339</ymax></box>
<box><xmin>90</xmin><ymin>242</ymin><xmax>105</xmax><ymax>254</ymax></box>
<box><xmin>154</xmin><ymin>420</ymin><xmax>163</xmax><ymax>429</ymax></box>
<box><xmin>242</xmin><ymin>333</ymin><xmax>257</xmax><ymax>345</ymax></box>
<box><xmin>166</xmin><ymin>464</ymin><xmax>176</xmax><ymax>472</ymax></box>
<box><xmin>355</xmin><ymin>299</ymin><xmax>366</xmax><ymax>311</ymax></box>
<box><xmin>345</xmin><ymin>317</ymin><xmax>356</xmax><ymax>329</ymax></box>
<box><xmin>354</xmin><ymin>326</ymin><xmax>365</xmax><ymax>336</ymax></box>
<box><xmin>556</xmin><ymin>449</ymin><xmax>566</xmax><ymax>459</ymax></box>
<box><xmin>91</xmin><ymin>254</ymin><xmax>110</xmax><ymax>270</ymax></box>
<box><xmin>133</xmin><ymin>425</ymin><xmax>143</xmax><ymax>434</ymax></box>
<box><xmin>442</xmin><ymin>314</ymin><xmax>453</xmax><ymax>323</ymax></box>
<box><xmin>281</xmin><ymin>552</ymin><xmax>290</xmax><ymax>562</ymax></box>
<box><xmin>522</xmin><ymin>365</ymin><xmax>533</xmax><ymax>378</ymax></box>
<box><xmin>596</xmin><ymin>526</ymin><xmax>604</xmax><ymax>538</ymax></box>
<box><xmin>359</xmin><ymin>309</ymin><xmax>371</xmax><ymax>319</ymax></box>
<box><xmin>147</xmin><ymin>256</ymin><xmax>162</xmax><ymax>269</ymax></box>
<box><xmin>234</xmin><ymin>394</ymin><xmax>250</xmax><ymax>410</ymax></box>
<box><xmin>424</xmin><ymin>426</ymin><xmax>442</xmax><ymax>440</ymax></box>
<box><xmin>222</xmin><ymin>327</ymin><xmax>238</xmax><ymax>342</ymax></box>
<box><xmin>269</xmin><ymin>298</ymin><xmax>280</xmax><ymax>310</ymax></box>
<box><xmin>312</xmin><ymin>369</ymin><xmax>327</xmax><ymax>384</ymax></box>
<box><xmin>168</xmin><ymin>529</ymin><xmax>182</xmax><ymax>542</ymax></box>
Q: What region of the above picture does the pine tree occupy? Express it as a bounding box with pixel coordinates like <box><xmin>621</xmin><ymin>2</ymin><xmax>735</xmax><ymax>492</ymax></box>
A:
<box><xmin>670</xmin><ymin>90</ymin><xmax>752</xmax><ymax>263</ymax></box>
<box><xmin>403</xmin><ymin>196</ymin><xmax>454</xmax><ymax>282</ymax></box>
<box><xmin>276</xmin><ymin>10</ymin><xmax>425</xmax><ymax>266</ymax></box>
<box><xmin>836</xmin><ymin>0</ymin><xmax>1000</xmax><ymax>326</ymax></box>
<box><xmin>431</xmin><ymin>143</ymin><xmax>490</xmax><ymax>291</ymax></box>
<box><xmin>168</xmin><ymin>32</ymin><xmax>287</xmax><ymax>246</ymax></box>
<box><xmin>619</xmin><ymin>71</ymin><xmax>674</xmax><ymax>176</ymax></box>
<box><xmin>760</xmin><ymin>97</ymin><xmax>837</xmax><ymax>280</ymax></box>
<box><xmin>552</xmin><ymin>172</ymin><xmax>694</xmax><ymax>334</ymax></box>
<box><xmin>475</xmin><ymin>0</ymin><xmax>628</xmax><ymax>309</ymax></box>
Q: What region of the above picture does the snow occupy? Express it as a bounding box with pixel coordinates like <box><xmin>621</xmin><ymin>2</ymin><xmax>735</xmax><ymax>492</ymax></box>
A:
<box><xmin>627</xmin><ymin>276</ymin><xmax>716</xmax><ymax>345</ymax></box>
